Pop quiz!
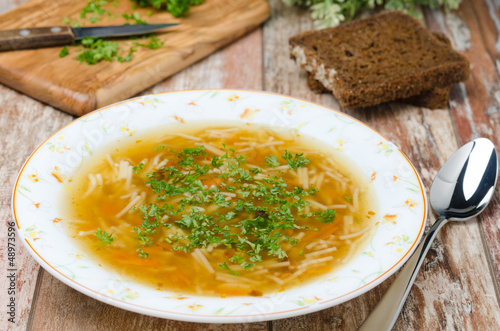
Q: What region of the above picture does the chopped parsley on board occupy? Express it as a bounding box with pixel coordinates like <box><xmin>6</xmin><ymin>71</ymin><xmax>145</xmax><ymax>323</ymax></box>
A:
<box><xmin>60</xmin><ymin>0</ymin><xmax>204</xmax><ymax>64</ymax></box>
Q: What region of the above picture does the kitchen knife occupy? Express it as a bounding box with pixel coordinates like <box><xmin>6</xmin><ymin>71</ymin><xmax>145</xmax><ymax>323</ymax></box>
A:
<box><xmin>0</xmin><ymin>24</ymin><xmax>179</xmax><ymax>51</ymax></box>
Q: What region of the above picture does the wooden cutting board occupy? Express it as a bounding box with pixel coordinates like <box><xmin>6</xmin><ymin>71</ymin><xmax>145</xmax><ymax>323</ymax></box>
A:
<box><xmin>0</xmin><ymin>0</ymin><xmax>269</xmax><ymax>116</ymax></box>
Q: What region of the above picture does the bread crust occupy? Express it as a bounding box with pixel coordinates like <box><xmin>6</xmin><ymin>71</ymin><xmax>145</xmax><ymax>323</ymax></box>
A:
<box><xmin>307</xmin><ymin>71</ymin><xmax>451</xmax><ymax>109</ymax></box>
<box><xmin>290</xmin><ymin>11</ymin><xmax>469</xmax><ymax>108</ymax></box>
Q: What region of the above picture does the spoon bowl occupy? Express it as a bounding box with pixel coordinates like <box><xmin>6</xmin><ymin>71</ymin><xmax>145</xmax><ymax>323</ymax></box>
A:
<box><xmin>430</xmin><ymin>138</ymin><xmax>498</xmax><ymax>220</ymax></box>
<box><xmin>359</xmin><ymin>137</ymin><xmax>498</xmax><ymax>331</ymax></box>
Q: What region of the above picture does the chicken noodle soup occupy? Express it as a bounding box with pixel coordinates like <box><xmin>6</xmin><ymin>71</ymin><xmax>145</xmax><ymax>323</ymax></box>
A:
<box><xmin>64</xmin><ymin>122</ymin><xmax>378</xmax><ymax>296</ymax></box>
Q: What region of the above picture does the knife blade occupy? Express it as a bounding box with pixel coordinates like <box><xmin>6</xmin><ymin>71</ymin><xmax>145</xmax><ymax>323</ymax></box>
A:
<box><xmin>0</xmin><ymin>23</ymin><xmax>179</xmax><ymax>52</ymax></box>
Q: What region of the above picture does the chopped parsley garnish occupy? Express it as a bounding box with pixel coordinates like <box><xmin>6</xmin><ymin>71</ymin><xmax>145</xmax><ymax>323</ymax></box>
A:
<box><xmin>212</xmin><ymin>155</ymin><xmax>224</xmax><ymax>167</ymax></box>
<box><xmin>95</xmin><ymin>228</ymin><xmax>115</xmax><ymax>245</ymax></box>
<box><xmin>318</xmin><ymin>209</ymin><xmax>336</xmax><ymax>223</ymax></box>
<box><xmin>115</xmin><ymin>143</ymin><xmax>339</xmax><ymax>275</ymax></box>
<box><xmin>133</xmin><ymin>162</ymin><xmax>144</xmax><ymax>173</ymax></box>
<box><xmin>218</xmin><ymin>262</ymin><xmax>240</xmax><ymax>276</ymax></box>
<box><xmin>344</xmin><ymin>195</ymin><xmax>353</xmax><ymax>202</ymax></box>
<box><xmin>59</xmin><ymin>46</ymin><xmax>69</xmax><ymax>58</ymax></box>
<box><xmin>154</xmin><ymin>144</ymin><xmax>167</xmax><ymax>150</ymax></box>
<box><xmin>134</xmin><ymin>36</ymin><xmax>165</xmax><ymax>49</ymax></box>
<box><xmin>122</xmin><ymin>12</ymin><xmax>148</xmax><ymax>24</ymax></box>
<box><xmin>180</xmin><ymin>146</ymin><xmax>206</xmax><ymax>157</ymax></box>
<box><xmin>265</xmin><ymin>155</ymin><xmax>281</xmax><ymax>168</ymax></box>
<box><xmin>137</xmin><ymin>247</ymin><xmax>149</xmax><ymax>258</ymax></box>
<box><xmin>116</xmin><ymin>48</ymin><xmax>136</xmax><ymax>63</ymax></box>
<box><xmin>80</xmin><ymin>0</ymin><xmax>107</xmax><ymax>20</ymax></box>
<box><xmin>281</xmin><ymin>150</ymin><xmax>310</xmax><ymax>169</ymax></box>
<box><xmin>77</xmin><ymin>37</ymin><xmax>121</xmax><ymax>64</ymax></box>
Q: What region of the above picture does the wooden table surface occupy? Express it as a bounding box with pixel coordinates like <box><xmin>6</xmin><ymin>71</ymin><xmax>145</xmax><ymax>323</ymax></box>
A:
<box><xmin>1</xmin><ymin>0</ymin><xmax>500</xmax><ymax>330</ymax></box>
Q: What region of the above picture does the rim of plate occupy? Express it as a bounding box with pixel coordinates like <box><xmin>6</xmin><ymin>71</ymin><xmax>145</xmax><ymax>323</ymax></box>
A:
<box><xmin>11</xmin><ymin>89</ymin><xmax>427</xmax><ymax>323</ymax></box>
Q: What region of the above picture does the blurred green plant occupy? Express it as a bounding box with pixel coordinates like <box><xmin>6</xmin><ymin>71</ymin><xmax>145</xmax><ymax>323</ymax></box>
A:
<box><xmin>282</xmin><ymin>0</ymin><xmax>462</xmax><ymax>28</ymax></box>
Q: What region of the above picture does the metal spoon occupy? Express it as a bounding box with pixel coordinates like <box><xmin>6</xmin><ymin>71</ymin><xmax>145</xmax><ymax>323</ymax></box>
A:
<box><xmin>358</xmin><ymin>138</ymin><xmax>498</xmax><ymax>331</ymax></box>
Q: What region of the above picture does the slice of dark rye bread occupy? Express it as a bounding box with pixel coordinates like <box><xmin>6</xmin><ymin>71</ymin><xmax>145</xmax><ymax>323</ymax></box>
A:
<box><xmin>306</xmin><ymin>32</ymin><xmax>454</xmax><ymax>109</ymax></box>
<box><xmin>289</xmin><ymin>11</ymin><xmax>469</xmax><ymax>108</ymax></box>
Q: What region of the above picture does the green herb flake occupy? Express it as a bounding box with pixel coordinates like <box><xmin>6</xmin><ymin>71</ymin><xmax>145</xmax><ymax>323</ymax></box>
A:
<box><xmin>80</xmin><ymin>0</ymin><xmax>107</xmax><ymax>19</ymax></box>
<box><xmin>59</xmin><ymin>46</ymin><xmax>69</xmax><ymax>58</ymax></box>
<box><xmin>116</xmin><ymin>47</ymin><xmax>136</xmax><ymax>62</ymax></box>
<box><xmin>134</xmin><ymin>36</ymin><xmax>165</xmax><ymax>49</ymax></box>
<box><xmin>154</xmin><ymin>144</ymin><xmax>167</xmax><ymax>151</ymax></box>
<box><xmin>211</xmin><ymin>155</ymin><xmax>224</xmax><ymax>167</ymax></box>
<box><xmin>181</xmin><ymin>146</ymin><xmax>206</xmax><ymax>157</ymax></box>
<box><xmin>318</xmin><ymin>209</ymin><xmax>336</xmax><ymax>223</ymax></box>
<box><xmin>137</xmin><ymin>247</ymin><xmax>149</xmax><ymax>258</ymax></box>
<box><xmin>218</xmin><ymin>262</ymin><xmax>240</xmax><ymax>276</ymax></box>
<box><xmin>95</xmin><ymin>228</ymin><xmax>115</xmax><ymax>245</ymax></box>
<box><xmin>122</xmin><ymin>12</ymin><xmax>148</xmax><ymax>25</ymax></box>
<box><xmin>265</xmin><ymin>155</ymin><xmax>281</xmax><ymax>168</ymax></box>
<box><xmin>281</xmin><ymin>150</ymin><xmax>310</xmax><ymax>169</ymax></box>
<box><xmin>133</xmin><ymin>162</ymin><xmax>144</xmax><ymax>174</ymax></box>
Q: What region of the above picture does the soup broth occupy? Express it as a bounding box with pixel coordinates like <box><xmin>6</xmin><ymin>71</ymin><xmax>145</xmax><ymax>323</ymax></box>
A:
<box><xmin>64</xmin><ymin>122</ymin><xmax>378</xmax><ymax>297</ymax></box>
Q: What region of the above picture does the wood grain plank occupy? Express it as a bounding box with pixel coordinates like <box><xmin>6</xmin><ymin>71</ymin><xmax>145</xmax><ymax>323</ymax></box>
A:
<box><xmin>0</xmin><ymin>0</ymin><xmax>269</xmax><ymax>116</ymax></box>
<box><xmin>264</xmin><ymin>0</ymin><xmax>500</xmax><ymax>329</ymax></box>
<box><xmin>29</xmin><ymin>23</ymin><xmax>268</xmax><ymax>330</ymax></box>
<box><xmin>425</xmin><ymin>0</ymin><xmax>500</xmax><ymax>303</ymax></box>
<box><xmin>0</xmin><ymin>84</ymin><xmax>74</xmax><ymax>330</ymax></box>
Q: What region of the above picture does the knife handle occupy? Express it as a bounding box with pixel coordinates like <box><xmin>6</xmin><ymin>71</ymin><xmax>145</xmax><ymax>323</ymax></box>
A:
<box><xmin>0</xmin><ymin>26</ymin><xmax>75</xmax><ymax>51</ymax></box>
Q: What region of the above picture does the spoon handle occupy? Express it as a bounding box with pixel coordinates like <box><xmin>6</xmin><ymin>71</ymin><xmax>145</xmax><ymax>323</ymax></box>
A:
<box><xmin>358</xmin><ymin>215</ymin><xmax>448</xmax><ymax>331</ymax></box>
